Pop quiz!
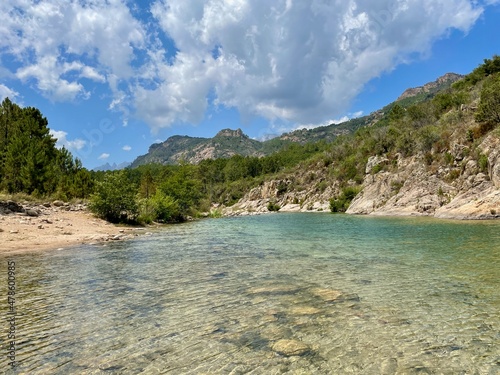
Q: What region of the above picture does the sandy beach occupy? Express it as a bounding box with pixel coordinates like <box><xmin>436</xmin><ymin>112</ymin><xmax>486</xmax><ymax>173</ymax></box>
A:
<box><xmin>0</xmin><ymin>202</ymin><xmax>148</xmax><ymax>254</ymax></box>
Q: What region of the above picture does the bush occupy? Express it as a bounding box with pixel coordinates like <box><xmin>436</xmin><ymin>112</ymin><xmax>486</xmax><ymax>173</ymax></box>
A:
<box><xmin>89</xmin><ymin>171</ymin><xmax>138</xmax><ymax>223</ymax></box>
<box><xmin>330</xmin><ymin>186</ymin><xmax>361</xmax><ymax>213</ymax></box>
<box><xmin>150</xmin><ymin>191</ymin><xmax>182</xmax><ymax>223</ymax></box>
<box><xmin>267</xmin><ymin>201</ymin><xmax>281</xmax><ymax>212</ymax></box>
<box><xmin>478</xmin><ymin>153</ymin><xmax>489</xmax><ymax>174</ymax></box>
<box><xmin>475</xmin><ymin>74</ymin><xmax>500</xmax><ymax>125</ymax></box>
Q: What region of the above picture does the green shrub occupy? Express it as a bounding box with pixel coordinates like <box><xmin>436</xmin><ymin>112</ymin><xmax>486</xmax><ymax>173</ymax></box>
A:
<box><xmin>478</xmin><ymin>153</ymin><xmax>489</xmax><ymax>174</ymax></box>
<box><xmin>150</xmin><ymin>191</ymin><xmax>182</xmax><ymax>223</ymax></box>
<box><xmin>267</xmin><ymin>201</ymin><xmax>281</xmax><ymax>212</ymax></box>
<box><xmin>330</xmin><ymin>186</ymin><xmax>361</xmax><ymax>213</ymax></box>
<box><xmin>475</xmin><ymin>74</ymin><xmax>500</xmax><ymax>125</ymax></box>
<box><xmin>89</xmin><ymin>171</ymin><xmax>138</xmax><ymax>223</ymax></box>
<box><xmin>316</xmin><ymin>180</ymin><xmax>329</xmax><ymax>192</ymax></box>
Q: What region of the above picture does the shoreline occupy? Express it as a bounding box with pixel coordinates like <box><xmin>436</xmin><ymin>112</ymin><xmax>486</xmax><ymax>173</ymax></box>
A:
<box><xmin>0</xmin><ymin>205</ymin><xmax>152</xmax><ymax>255</ymax></box>
<box><xmin>2</xmin><ymin>201</ymin><xmax>498</xmax><ymax>255</ymax></box>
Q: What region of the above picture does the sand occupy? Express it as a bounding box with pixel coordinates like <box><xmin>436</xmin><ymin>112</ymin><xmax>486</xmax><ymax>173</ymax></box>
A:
<box><xmin>0</xmin><ymin>208</ymin><xmax>148</xmax><ymax>255</ymax></box>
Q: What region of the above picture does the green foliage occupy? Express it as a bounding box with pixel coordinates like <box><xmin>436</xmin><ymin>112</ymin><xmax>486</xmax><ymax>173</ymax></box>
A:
<box><xmin>149</xmin><ymin>191</ymin><xmax>182</xmax><ymax>223</ymax></box>
<box><xmin>478</xmin><ymin>153</ymin><xmax>489</xmax><ymax>174</ymax></box>
<box><xmin>0</xmin><ymin>98</ymin><xmax>92</xmax><ymax>199</ymax></box>
<box><xmin>475</xmin><ymin>74</ymin><xmax>500</xmax><ymax>125</ymax></box>
<box><xmin>455</xmin><ymin>55</ymin><xmax>500</xmax><ymax>88</ymax></box>
<box><xmin>330</xmin><ymin>186</ymin><xmax>361</xmax><ymax>213</ymax></box>
<box><xmin>389</xmin><ymin>104</ymin><xmax>406</xmax><ymax>123</ymax></box>
<box><xmin>267</xmin><ymin>200</ymin><xmax>281</xmax><ymax>212</ymax></box>
<box><xmin>89</xmin><ymin>171</ymin><xmax>138</xmax><ymax>223</ymax></box>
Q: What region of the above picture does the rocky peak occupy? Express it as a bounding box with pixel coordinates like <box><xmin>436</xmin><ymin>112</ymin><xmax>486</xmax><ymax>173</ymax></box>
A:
<box><xmin>397</xmin><ymin>73</ymin><xmax>464</xmax><ymax>101</ymax></box>
<box><xmin>215</xmin><ymin>128</ymin><xmax>247</xmax><ymax>138</ymax></box>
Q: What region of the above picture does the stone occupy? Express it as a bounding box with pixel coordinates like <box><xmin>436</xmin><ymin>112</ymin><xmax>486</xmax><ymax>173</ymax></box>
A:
<box><xmin>272</xmin><ymin>339</ymin><xmax>310</xmax><ymax>357</ymax></box>
<box><xmin>311</xmin><ymin>288</ymin><xmax>343</xmax><ymax>302</ymax></box>
<box><xmin>248</xmin><ymin>285</ymin><xmax>301</xmax><ymax>295</ymax></box>
<box><xmin>290</xmin><ymin>306</ymin><xmax>322</xmax><ymax>316</ymax></box>
<box><xmin>52</xmin><ymin>200</ymin><xmax>65</xmax><ymax>207</ymax></box>
<box><xmin>26</xmin><ymin>209</ymin><xmax>39</xmax><ymax>217</ymax></box>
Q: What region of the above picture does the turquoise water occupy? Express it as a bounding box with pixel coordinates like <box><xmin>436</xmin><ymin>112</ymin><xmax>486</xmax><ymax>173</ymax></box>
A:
<box><xmin>1</xmin><ymin>213</ymin><xmax>499</xmax><ymax>374</ymax></box>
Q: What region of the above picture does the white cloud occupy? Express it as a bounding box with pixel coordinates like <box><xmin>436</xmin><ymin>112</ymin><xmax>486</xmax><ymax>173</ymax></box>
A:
<box><xmin>0</xmin><ymin>0</ymin><xmax>491</xmax><ymax>129</ymax></box>
<box><xmin>49</xmin><ymin>129</ymin><xmax>87</xmax><ymax>151</ymax></box>
<box><xmin>0</xmin><ymin>0</ymin><xmax>144</xmax><ymax>101</ymax></box>
<box><xmin>141</xmin><ymin>0</ymin><xmax>484</xmax><ymax>129</ymax></box>
<box><xmin>122</xmin><ymin>145</ymin><xmax>132</xmax><ymax>151</ymax></box>
<box><xmin>98</xmin><ymin>153</ymin><xmax>110</xmax><ymax>160</ymax></box>
<box><xmin>0</xmin><ymin>84</ymin><xmax>20</xmax><ymax>102</ymax></box>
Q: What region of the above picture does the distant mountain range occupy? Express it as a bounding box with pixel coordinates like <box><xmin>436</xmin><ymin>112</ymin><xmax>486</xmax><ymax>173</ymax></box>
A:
<box><xmin>130</xmin><ymin>72</ymin><xmax>463</xmax><ymax>168</ymax></box>
<box><xmin>93</xmin><ymin>161</ymin><xmax>131</xmax><ymax>172</ymax></box>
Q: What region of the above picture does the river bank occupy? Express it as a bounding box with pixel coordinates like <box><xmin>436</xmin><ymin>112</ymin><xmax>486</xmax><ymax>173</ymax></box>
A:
<box><xmin>0</xmin><ymin>201</ymin><xmax>150</xmax><ymax>254</ymax></box>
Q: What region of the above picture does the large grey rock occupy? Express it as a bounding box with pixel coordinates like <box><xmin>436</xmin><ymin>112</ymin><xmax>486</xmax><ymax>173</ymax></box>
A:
<box><xmin>26</xmin><ymin>209</ymin><xmax>39</xmax><ymax>217</ymax></box>
<box><xmin>52</xmin><ymin>200</ymin><xmax>65</xmax><ymax>207</ymax></box>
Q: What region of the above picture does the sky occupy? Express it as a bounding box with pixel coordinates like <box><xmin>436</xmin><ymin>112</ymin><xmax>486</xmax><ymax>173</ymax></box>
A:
<box><xmin>0</xmin><ymin>1</ymin><xmax>499</xmax><ymax>169</ymax></box>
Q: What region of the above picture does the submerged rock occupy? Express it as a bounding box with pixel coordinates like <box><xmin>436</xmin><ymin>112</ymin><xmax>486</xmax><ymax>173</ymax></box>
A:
<box><xmin>290</xmin><ymin>306</ymin><xmax>322</xmax><ymax>316</ymax></box>
<box><xmin>248</xmin><ymin>285</ymin><xmax>301</xmax><ymax>295</ymax></box>
<box><xmin>311</xmin><ymin>288</ymin><xmax>343</xmax><ymax>302</ymax></box>
<box><xmin>272</xmin><ymin>339</ymin><xmax>310</xmax><ymax>357</ymax></box>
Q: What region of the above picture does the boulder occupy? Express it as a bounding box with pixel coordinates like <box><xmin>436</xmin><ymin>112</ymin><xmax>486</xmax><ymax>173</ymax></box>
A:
<box><xmin>26</xmin><ymin>209</ymin><xmax>39</xmax><ymax>217</ymax></box>
<box><xmin>52</xmin><ymin>200</ymin><xmax>65</xmax><ymax>207</ymax></box>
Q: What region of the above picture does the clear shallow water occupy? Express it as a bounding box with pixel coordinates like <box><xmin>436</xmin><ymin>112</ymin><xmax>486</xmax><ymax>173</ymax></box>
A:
<box><xmin>1</xmin><ymin>213</ymin><xmax>499</xmax><ymax>374</ymax></box>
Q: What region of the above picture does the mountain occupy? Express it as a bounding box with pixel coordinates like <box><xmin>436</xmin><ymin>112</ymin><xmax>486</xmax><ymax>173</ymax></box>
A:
<box><xmin>130</xmin><ymin>73</ymin><xmax>465</xmax><ymax>167</ymax></box>
<box><xmin>93</xmin><ymin>161</ymin><xmax>131</xmax><ymax>172</ymax></box>
<box><xmin>130</xmin><ymin>128</ymin><xmax>264</xmax><ymax>167</ymax></box>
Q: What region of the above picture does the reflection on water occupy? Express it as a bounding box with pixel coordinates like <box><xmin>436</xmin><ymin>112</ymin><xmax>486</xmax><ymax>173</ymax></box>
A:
<box><xmin>1</xmin><ymin>213</ymin><xmax>499</xmax><ymax>374</ymax></box>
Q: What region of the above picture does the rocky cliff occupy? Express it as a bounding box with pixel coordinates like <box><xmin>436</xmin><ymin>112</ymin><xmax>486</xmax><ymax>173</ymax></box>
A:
<box><xmin>397</xmin><ymin>73</ymin><xmax>464</xmax><ymax>102</ymax></box>
<box><xmin>347</xmin><ymin>133</ymin><xmax>500</xmax><ymax>219</ymax></box>
<box><xmin>224</xmin><ymin>133</ymin><xmax>500</xmax><ymax>220</ymax></box>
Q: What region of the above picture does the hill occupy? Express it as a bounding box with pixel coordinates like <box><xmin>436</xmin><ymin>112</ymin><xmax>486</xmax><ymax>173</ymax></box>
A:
<box><xmin>130</xmin><ymin>128</ymin><xmax>264</xmax><ymax>167</ymax></box>
<box><xmin>131</xmin><ymin>73</ymin><xmax>464</xmax><ymax>167</ymax></box>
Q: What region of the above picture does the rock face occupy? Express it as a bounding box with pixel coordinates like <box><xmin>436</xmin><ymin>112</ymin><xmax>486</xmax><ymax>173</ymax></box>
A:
<box><xmin>347</xmin><ymin>134</ymin><xmax>500</xmax><ymax>220</ymax></box>
<box><xmin>397</xmin><ymin>73</ymin><xmax>463</xmax><ymax>101</ymax></box>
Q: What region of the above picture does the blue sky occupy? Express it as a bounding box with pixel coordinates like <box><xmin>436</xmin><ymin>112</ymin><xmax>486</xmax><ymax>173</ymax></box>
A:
<box><xmin>0</xmin><ymin>1</ymin><xmax>499</xmax><ymax>169</ymax></box>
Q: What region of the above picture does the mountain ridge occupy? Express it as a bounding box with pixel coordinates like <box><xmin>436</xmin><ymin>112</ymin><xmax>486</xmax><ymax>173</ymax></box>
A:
<box><xmin>130</xmin><ymin>72</ymin><xmax>465</xmax><ymax>168</ymax></box>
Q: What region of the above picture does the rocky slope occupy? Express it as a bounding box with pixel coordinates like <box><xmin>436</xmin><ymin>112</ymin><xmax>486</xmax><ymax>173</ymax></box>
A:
<box><xmin>397</xmin><ymin>73</ymin><xmax>464</xmax><ymax>102</ymax></box>
<box><xmin>347</xmin><ymin>133</ymin><xmax>500</xmax><ymax>219</ymax></box>
<box><xmin>224</xmin><ymin>131</ymin><xmax>500</xmax><ymax>220</ymax></box>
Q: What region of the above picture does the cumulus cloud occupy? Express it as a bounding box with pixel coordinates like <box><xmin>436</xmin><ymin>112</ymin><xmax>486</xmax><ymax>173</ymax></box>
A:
<box><xmin>0</xmin><ymin>0</ymin><xmax>144</xmax><ymax>101</ymax></box>
<box><xmin>0</xmin><ymin>0</ymin><xmax>493</xmax><ymax>130</ymax></box>
<box><xmin>122</xmin><ymin>145</ymin><xmax>132</xmax><ymax>151</ymax></box>
<box><xmin>98</xmin><ymin>153</ymin><xmax>110</xmax><ymax>160</ymax></box>
<box><xmin>142</xmin><ymin>0</ymin><xmax>484</xmax><ymax>129</ymax></box>
<box><xmin>49</xmin><ymin>129</ymin><xmax>87</xmax><ymax>151</ymax></box>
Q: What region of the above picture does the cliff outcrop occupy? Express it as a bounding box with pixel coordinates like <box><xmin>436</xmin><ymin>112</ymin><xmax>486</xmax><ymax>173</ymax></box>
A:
<box><xmin>224</xmin><ymin>133</ymin><xmax>500</xmax><ymax>220</ymax></box>
<box><xmin>347</xmin><ymin>134</ymin><xmax>500</xmax><ymax>219</ymax></box>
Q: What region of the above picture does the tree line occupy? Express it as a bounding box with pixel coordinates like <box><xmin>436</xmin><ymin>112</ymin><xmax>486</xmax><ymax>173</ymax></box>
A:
<box><xmin>0</xmin><ymin>98</ymin><xmax>93</xmax><ymax>199</ymax></box>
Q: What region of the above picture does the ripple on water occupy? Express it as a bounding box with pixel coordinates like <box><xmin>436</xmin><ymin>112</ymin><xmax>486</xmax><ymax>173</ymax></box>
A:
<box><xmin>0</xmin><ymin>213</ymin><xmax>499</xmax><ymax>374</ymax></box>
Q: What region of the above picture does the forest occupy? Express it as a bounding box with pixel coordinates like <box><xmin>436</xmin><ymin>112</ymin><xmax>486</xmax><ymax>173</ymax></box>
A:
<box><xmin>1</xmin><ymin>55</ymin><xmax>499</xmax><ymax>223</ymax></box>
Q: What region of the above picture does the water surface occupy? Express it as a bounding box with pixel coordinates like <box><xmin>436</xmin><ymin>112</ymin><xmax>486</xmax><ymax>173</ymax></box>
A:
<box><xmin>1</xmin><ymin>213</ymin><xmax>499</xmax><ymax>374</ymax></box>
